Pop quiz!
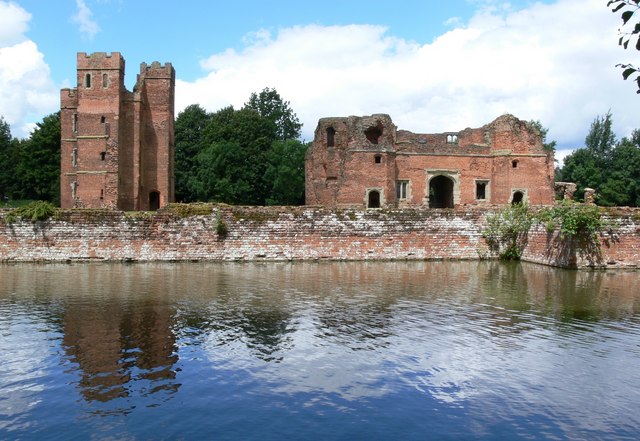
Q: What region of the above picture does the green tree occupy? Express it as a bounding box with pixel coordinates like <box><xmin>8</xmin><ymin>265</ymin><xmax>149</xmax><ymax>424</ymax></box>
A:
<box><xmin>584</xmin><ymin>111</ymin><xmax>616</xmax><ymax>165</ymax></box>
<box><xmin>174</xmin><ymin>88</ymin><xmax>306</xmax><ymax>206</ymax></box>
<box><xmin>18</xmin><ymin>112</ymin><xmax>61</xmax><ymax>204</ymax></box>
<box><xmin>528</xmin><ymin>120</ymin><xmax>557</xmax><ymax>152</ymax></box>
<box><xmin>265</xmin><ymin>140</ymin><xmax>309</xmax><ymax>205</ymax></box>
<box><xmin>561</xmin><ymin>112</ymin><xmax>640</xmax><ymax>206</ymax></box>
<box><xmin>0</xmin><ymin>117</ymin><xmax>14</xmax><ymax>201</ymax></box>
<box><xmin>244</xmin><ymin>88</ymin><xmax>302</xmax><ymax>140</ymax></box>
<box><xmin>197</xmin><ymin>106</ymin><xmax>277</xmax><ymax>204</ymax></box>
<box><xmin>608</xmin><ymin>0</ymin><xmax>640</xmax><ymax>93</ymax></box>
<box><xmin>174</xmin><ymin>104</ymin><xmax>211</xmax><ymax>202</ymax></box>
<box><xmin>599</xmin><ymin>134</ymin><xmax>640</xmax><ymax>206</ymax></box>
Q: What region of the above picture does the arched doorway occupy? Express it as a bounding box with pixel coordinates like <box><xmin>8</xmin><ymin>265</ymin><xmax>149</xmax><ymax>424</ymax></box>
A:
<box><xmin>511</xmin><ymin>191</ymin><xmax>524</xmax><ymax>205</ymax></box>
<box><xmin>429</xmin><ymin>175</ymin><xmax>454</xmax><ymax>208</ymax></box>
<box><xmin>149</xmin><ymin>191</ymin><xmax>160</xmax><ymax>211</ymax></box>
<box><xmin>367</xmin><ymin>190</ymin><xmax>381</xmax><ymax>208</ymax></box>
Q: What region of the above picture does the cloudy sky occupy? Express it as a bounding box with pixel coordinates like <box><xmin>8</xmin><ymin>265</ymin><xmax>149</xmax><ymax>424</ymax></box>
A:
<box><xmin>0</xmin><ymin>0</ymin><xmax>637</xmax><ymax>161</ymax></box>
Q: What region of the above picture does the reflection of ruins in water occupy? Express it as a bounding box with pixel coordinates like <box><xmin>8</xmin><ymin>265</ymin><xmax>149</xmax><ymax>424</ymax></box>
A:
<box><xmin>2</xmin><ymin>261</ymin><xmax>639</xmax><ymax>410</ymax></box>
<box><xmin>60</xmin><ymin>265</ymin><xmax>180</xmax><ymax>406</ymax></box>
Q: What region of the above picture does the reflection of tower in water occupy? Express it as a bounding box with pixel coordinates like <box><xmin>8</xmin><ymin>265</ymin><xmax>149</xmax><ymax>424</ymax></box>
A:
<box><xmin>61</xmin><ymin>269</ymin><xmax>179</xmax><ymax>407</ymax></box>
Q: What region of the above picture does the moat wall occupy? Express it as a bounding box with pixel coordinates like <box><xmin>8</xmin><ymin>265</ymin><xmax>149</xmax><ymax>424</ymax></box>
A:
<box><xmin>0</xmin><ymin>206</ymin><xmax>638</xmax><ymax>269</ymax></box>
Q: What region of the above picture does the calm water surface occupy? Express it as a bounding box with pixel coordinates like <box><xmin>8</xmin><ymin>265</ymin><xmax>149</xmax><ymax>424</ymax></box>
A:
<box><xmin>0</xmin><ymin>261</ymin><xmax>639</xmax><ymax>440</ymax></box>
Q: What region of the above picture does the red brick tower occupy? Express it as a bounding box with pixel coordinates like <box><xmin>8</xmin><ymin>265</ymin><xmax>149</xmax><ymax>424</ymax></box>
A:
<box><xmin>60</xmin><ymin>52</ymin><xmax>175</xmax><ymax>210</ymax></box>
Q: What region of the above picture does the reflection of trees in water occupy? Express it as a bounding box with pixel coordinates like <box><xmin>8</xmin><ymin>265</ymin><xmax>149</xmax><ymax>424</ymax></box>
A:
<box><xmin>315</xmin><ymin>298</ymin><xmax>394</xmax><ymax>351</ymax></box>
<box><xmin>174</xmin><ymin>269</ymin><xmax>295</xmax><ymax>362</ymax></box>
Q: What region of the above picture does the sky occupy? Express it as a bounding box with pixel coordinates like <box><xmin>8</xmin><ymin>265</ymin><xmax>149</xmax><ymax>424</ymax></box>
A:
<box><xmin>0</xmin><ymin>0</ymin><xmax>638</xmax><ymax>163</ymax></box>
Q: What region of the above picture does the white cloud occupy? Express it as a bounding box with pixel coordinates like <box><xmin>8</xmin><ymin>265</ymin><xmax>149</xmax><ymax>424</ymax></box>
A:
<box><xmin>0</xmin><ymin>2</ymin><xmax>58</xmax><ymax>138</ymax></box>
<box><xmin>0</xmin><ymin>1</ymin><xmax>30</xmax><ymax>46</ymax></box>
<box><xmin>71</xmin><ymin>0</ymin><xmax>100</xmax><ymax>40</ymax></box>
<box><xmin>177</xmin><ymin>0</ymin><xmax>636</xmax><ymax>150</ymax></box>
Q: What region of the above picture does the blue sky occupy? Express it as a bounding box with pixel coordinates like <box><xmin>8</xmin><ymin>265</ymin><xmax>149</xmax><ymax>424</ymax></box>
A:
<box><xmin>0</xmin><ymin>0</ymin><xmax>637</xmax><ymax>161</ymax></box>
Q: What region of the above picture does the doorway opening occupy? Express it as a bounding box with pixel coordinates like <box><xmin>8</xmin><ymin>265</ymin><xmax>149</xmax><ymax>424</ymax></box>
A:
<box><xmin>429</xmin><ymin>175</ymin><xmax>454</xmax><ymax>208</ymax></box>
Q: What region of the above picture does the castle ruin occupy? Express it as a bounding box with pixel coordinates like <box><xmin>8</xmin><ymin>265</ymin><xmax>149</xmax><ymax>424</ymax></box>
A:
<box><xmin>60</xmin><ymin>52</ymin><xmax>175</xmax><ymax>210</ymax></box>
<box><xmin>306</xmin><ymin>114</ymin><xmax>555</xmax><ymax>208</ymax></box>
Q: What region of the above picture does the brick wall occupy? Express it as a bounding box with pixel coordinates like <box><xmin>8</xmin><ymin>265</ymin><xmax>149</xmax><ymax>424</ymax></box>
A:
<box><xmin>1</xmin><ymin>206</ymin><xmax>638</xmax><ymax>268</ymax></box>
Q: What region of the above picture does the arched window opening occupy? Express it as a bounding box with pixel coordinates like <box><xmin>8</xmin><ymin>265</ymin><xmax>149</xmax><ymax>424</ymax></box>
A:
<box><xmin>85</xmin><ymin>73</ymin><xmax>91</xmax><ymax>88</ymax></box>
<box><xmin>429</xmin><ymin>175</ymin><xmax>455</xmax><ymax>208</ymax></box>
<box><xmin>149</xmin><ymin>191</ymin><xmax>161</xmax><ymax>211</ymax></box>
<box><xmin>326</xmin><ymin>127</ymin><xmax>336</xmax><ymax>147</ymax></box>
<box><xmin>511</xmin><ymin>191</ymin><xmax>524</xmax><ymax>205</ymax></box>
<box><xmin>102</xmin><ymin>73</ymin><xmax>108</xmax><ymax>88</ymax></box>
<box><xmin>367</xmin><ymin>190</ymin><xmax>381</xmax><ymax>209</ymax></box>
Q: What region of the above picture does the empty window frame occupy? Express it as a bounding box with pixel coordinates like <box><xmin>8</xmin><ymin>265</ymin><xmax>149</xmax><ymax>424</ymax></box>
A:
<box><xmin>85</xmin><ymin>73</ymin><xmax>91</xmax><ymax>88</ymax></box>
<box><xmin>72</xmin><ymin>113</ymin><xmax>78</xmax><ymax>133</ymax></box>
<box><xmin>475</xmin><ymin>180</ymin><xmax>489</xmax><ymax>200</ymax></box>
<box><xmin>326</xmin><ymin>127</ymin><xmax>336</xmax><ymax>147</ymax></box>
<box><xmin>365</xmin><ymin>126</ymin><xmax>383</xmax><ymax>144</ymax></box>
<box><xmin>446</xmin><ymin>134</ymin><xmax>458</xmax><ymax>143</ymax></box>
<box><xmin>102</xmin><ymin>73</ymin><xmax>108</xmax><ymax>88</ymax></box>
<box><xmin>512</xmin><ymin>159</ymin><xmax>519</xmax><ymax>168</ymax></box>
<box><xmin>100</xmin><ymin>152</ymin><xmax>106</xmax><ymax>161</ymax></box>
<box><xmin>374</xmin><ymin>154</ymin><xmax>382</xmax><ymax>164</ymax></box>
<box><xmin>396</xmin><ymin>180</ymin><xmax>409</xmax><ymax>200</ymax></box>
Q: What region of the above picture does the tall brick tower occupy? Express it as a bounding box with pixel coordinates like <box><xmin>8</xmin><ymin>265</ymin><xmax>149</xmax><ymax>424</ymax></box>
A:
<box><xmin>60</xmin><ymin>52</ymin><xmax>175</xmax><ymax>210</ymax></box>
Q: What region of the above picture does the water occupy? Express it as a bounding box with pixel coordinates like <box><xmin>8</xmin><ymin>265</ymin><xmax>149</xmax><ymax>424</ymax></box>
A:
<box><xmin>1</xmin><ymin>261</ymin><xmax>639</xmax><ymax>440</ymax></box>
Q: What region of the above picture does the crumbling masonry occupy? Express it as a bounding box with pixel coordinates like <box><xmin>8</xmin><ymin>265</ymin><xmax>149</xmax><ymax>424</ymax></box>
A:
<box><xmin>60</xmin><ymin>52</ymin><xmax>175</xmax><ymax>210</ymax></box>
<box><xmin>306</xmin><ymin>114</ymin><xmax>555</xmax><ymax>208</ymax></box>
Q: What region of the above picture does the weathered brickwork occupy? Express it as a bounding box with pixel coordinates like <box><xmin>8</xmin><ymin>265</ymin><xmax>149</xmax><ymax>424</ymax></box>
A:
<box><xmin>1</xmin><ymin>207</ymin><xmax>638</xmax><ymax>269</ymax></box>
<box><xmin>306</xmin><ymin>114</ymin><xmax>555</xmax><ymax>209</ymax></box>
<box><xmin>523</xmin><ymin>209</ymin><xmax>640</xmax><ymax>269</ymax></box>
<box><xmin>60</xmin><ymin>52</ymin><xmax>175</xmax><ymax>211</ymax></box>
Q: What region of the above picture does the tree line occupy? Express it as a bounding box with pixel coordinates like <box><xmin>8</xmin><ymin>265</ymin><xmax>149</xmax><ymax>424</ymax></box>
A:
<box><xmin>2</xmin><ymin>92</ymin><xmax>640</xmax><ymax>208</ymax></box>
<box><xmin>174</xmin><ymin>88</ymin><xmax>308</xmax><ymax>205</ymax></box>
<box><xmin>558</xmin><ymin>112</ymin><xmax>640</xmax><ymax>206</ymax></box>
<box><xmin>0</xmin><ymin>88</ymin><xmax>309</xmax><ymax>207</ymax></box>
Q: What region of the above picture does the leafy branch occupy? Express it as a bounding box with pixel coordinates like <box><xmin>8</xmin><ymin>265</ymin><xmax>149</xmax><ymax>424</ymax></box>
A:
<box><xmin>608</xmin><ymin>0</ymin><xmax>640</xmax><ymax>93</ymax></box>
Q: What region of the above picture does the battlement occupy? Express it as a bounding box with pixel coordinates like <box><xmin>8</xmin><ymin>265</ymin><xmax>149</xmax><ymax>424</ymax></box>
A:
<box><xmin>140</xmin><ymin>61</ymin><xmax>175</xmax><ymax>79</ymax></box>
<box><xmin>77</xmin><ymin>52</ymin><xmax>125</xmax><ymax>71</ymax></box>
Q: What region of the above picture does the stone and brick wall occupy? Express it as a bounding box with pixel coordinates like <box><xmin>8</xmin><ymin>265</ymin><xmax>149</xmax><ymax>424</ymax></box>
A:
<box><xmin>1</xmin><ymin>206</ymin><xmax>638</xmax><ymax>268</ymax></box>
<box><xmin>60</xmin><ymin>52</ymin><xmax>175</xmax><ymax>211</ymax></box>
<box><xmin>305</xmin><ymin>114</ymin><xmax>555</xmax><ymax>209</ymax></box>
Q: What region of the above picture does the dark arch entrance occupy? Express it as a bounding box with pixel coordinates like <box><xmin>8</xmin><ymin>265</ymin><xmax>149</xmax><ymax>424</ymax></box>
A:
<box><xmin>429</xmin><ymin>175</ymin><xmax>454</xmax><ymax>208</ymax></box>
<box><xmin>367</xmin><ymin>190</ymin><xmax>381</xmax><ymax>208</ymax></box>
<box><xmin>511</xmin><ymin>191</ymin><xmax>524</xmax><ymax>205</ymax></box>
<box><xmin>149</xmin><ymin>191</ymin><xmax>160</xmax><ymax>211</ymax></box>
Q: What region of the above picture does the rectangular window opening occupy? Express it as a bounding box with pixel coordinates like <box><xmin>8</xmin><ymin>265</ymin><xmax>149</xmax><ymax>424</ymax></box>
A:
<box><xmin>476</xmin><ymin>181</ymin><xmax>488</xmax><ymax>200</ymax></box>
<box><xmin>396</xmin><ymin>180</ymin><xmax>409</xmax><ymax>200</ymax></box>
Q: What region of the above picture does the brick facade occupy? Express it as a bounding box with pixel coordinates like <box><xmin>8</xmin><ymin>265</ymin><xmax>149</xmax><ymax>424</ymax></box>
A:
<box><xmin>1</xmin><ymin>206</ymin><xmax>638</xmax><ymax>269</ymax></box>
<box><xmin>60</xmin><ymin>52</ymin><xmax>175</xmax><ymax>210</ymax></box>
<box><xmin>306</xmin><ymin>114</ymin><xmax>555</xmax><ymax>208</ymax></box>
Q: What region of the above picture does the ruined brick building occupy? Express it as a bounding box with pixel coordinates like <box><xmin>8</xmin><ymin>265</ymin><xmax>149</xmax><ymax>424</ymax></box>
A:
<box><xmin>306</xmin><ymin>114</ymin><xmax>555</xmax><ymax>208</ymax></box>
<box><xmin>60</xmin><ymin>52</ymin><xmax>175</xmax><ymax>210</ymax></box>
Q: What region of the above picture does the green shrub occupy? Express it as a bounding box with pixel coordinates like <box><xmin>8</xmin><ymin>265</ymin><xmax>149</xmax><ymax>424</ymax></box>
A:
<box><xmin>535</xmin><ymin>200</ymin><xmax>603</xmax><ymax>240</ymax></box>
<box><xmin>483</xmin><ymin>203</ymin><xmax>533</xmax><ymax>260</ymax></box>
<box><xmin>4</xmin><ymin>200</ymin><xmax>59</xmax><ymax>223</ymax></box>
<box><xmin>216</xmin><ymin>213</ymin><xmax>228</xmax><ymax>237</ymax></box>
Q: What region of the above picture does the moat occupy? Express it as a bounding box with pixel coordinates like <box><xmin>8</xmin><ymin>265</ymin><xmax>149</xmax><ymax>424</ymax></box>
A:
<box><xmin>1</xmin><ymin>261</ymin><xmax>639</xmax><ymax>440</ymax></box>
